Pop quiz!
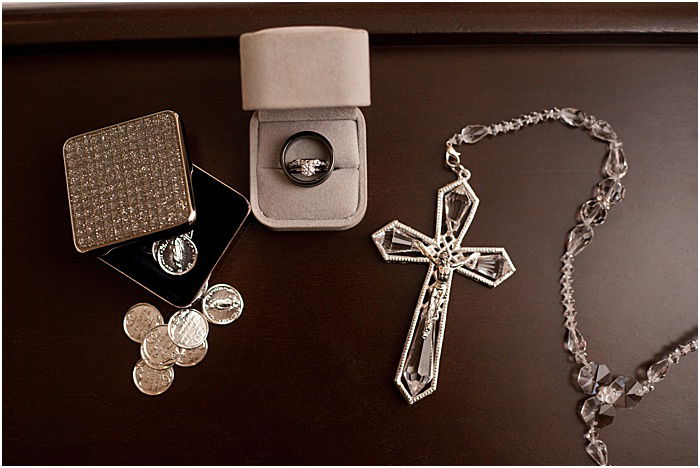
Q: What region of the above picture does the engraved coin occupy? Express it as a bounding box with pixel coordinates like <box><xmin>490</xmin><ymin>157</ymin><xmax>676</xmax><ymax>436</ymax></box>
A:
<box><xmin>202</xmin><ymin>284</ymin><xmax>244</xmax><ymax>325</ymax></box>
<box><xmin>176</xmin><ymin>340</ymin><xmax>208</xmax><ymax>367</ymax></box>
<box><xmin>157</xmin><ymin>235</ymin><xmax>198</xmax><ymax>275</ymax></box>
<box><xmin>123</xmin><ymin>303</ymin><xmax>164</xmax><ymax>343</ymax></box>
<box><xmin>140</xmin><ymin>342</ymin><xmax>173</xmax><ymax>370</ymax></box>
<box><xmin>142</xmin><ymin>324</ymin><xmax>180</xmax><ymax>368</ymax></box>
<box><xmin>133</xmin><ymin>359</ymin><xmax>174</xmax><ymax>396</ymax></box>
<box><xmin>168</xmin><ymin>308</ymin><xmax>208</xmax><ymax>349</ymax></box>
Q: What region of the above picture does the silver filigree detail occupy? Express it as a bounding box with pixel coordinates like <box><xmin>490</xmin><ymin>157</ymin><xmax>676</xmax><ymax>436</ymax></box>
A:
<box><xmin>372</xmin><ymin>178</ymin><xmax>515</xmax><ymax>404</ymax></box>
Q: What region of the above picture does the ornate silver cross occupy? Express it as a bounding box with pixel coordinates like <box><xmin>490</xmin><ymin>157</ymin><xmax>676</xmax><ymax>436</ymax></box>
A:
<box><xmin>372</xmin><ymin>178</ymin><xmax>515</xmax><ymax>404</ymax></box>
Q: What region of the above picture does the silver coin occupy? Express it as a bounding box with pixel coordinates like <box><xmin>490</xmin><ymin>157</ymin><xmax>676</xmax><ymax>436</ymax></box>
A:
<box><xmin>133</xmin><ymin>359</ymin><xmax>174</xmax><ymax>396</ymax></box>
<box><xmin>167</xmin><ymin>308</ymin><xmax>208</xmax><ymax>349</ymax></box>
<box><xmin>176</xmin><ymin>340</ymin><xmax>208</xmax><ymax>367</ymax></box>
<box><xmin>140</xmin><ymin>342</ymin><xmax>172</xmax><ymax>370</ymax></box>
<box><xmin>142</xmin><ymin>324</ymin><xmax>180</xmax><ymax>368</ymax></box>
<box><xmin>202</xmin><ymin>284</ymin><xmax>244</xmax><ymax>325</ymax></box>
<box><xmin>157</xmin><ymin>235</ymin><xmax>198</xmax><ymax>275</ymax></box>
<box><xmin>123</xmin><ymin>303</ymin><xmax>164</xmax><ymax>343</ymax></box>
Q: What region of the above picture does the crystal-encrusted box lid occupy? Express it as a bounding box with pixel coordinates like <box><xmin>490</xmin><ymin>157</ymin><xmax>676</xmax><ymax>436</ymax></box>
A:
<box><xmin>63</xmin><ymin>111</ymin><xmax>195</xmax><ymax>253</ymax></box>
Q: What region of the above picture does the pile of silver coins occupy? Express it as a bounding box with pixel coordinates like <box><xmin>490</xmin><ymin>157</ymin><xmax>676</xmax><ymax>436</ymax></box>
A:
<box><xmin>124</xmin><ymin>283</ymin><xmax>244</xmax><ymax>395</ymax></box>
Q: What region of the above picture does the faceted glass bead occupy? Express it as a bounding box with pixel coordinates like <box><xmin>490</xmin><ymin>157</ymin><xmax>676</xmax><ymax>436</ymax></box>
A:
<box><xmin>586</xmin><ymin>439</ymin><xmax>609</xmax><ymax>466</ymax></box>
<box><xmin>567</xmin><ymin>224</ymin><xmax>594</xmax><ymax>256</ymax></box>
<box><xmin>402</xmin><ymin>301</ymin><xmax>437</xmax><ymax>396</ymax></box>
<box><xmin>560</xmin><ymin>107</ymin><xmax>586</xmax><ymax>127</ymax></box>
<box><xmin>604</xmin><ymin>145</ymin><xmax>628</xmax><ymax>179</ymax></box>
<box><xmin>669</xmin><ymin>351</ymin><xmax>681</xmax><ymax>363</ymax></box>
<box><xmin>379</xmin><ymin>228</ymin><xmax>424</xmax><ymax>257</ymax></box>
<box><xmin>580</xmin><ymin>396</ymin><xmax>615</xmax><ymax>427</ymax></box>
<box><xmin>595</xmin><ymin>178</ymin><xmax>625</xmax><ymax>206</ymax></box>
<box><xmin>566</xmin><ymin>328</ymin><xmax>587</xmax><ymax>354</ymax></box>
<box><xmin>647</xmin><ymin>358</ymin><xmax>671</xmax><ymax>383</ymax></box>
<box><xmin>580</xmin><ymin>199</ymin><xmax>608</xmax><ymax>226</ymax></box>
<box><xmin>610</xmin><ymin>375</ymin><xmax>644</xmax><ymax>408</ymax></box>
<box><xmin>443</xmin><ymin>184</ymin><xmax>474</xmax><ymax>235</ymax></box>
<box><xmin>460</xmin><ymin>125</ymin><xmax>489</xmax><ymax>144</ymax></box>
<box><xmin>472</xmin><ymin>253</ymin><xmax>513</xmax><ymax>280</ymax></box>
<box><xmin>591</xmin><ymin>120</ymin><xmax>618</xmax><ymax>142</ymax></box>
<box><xmin>577</xmin><ymin>362</ymin><xmax>612</xmax><ymax>395</ymax></box>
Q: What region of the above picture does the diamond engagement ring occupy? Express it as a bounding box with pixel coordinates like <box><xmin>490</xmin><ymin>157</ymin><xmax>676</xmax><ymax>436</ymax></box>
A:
<box><xmin>280</xmin><ymin>131</ymin><xmax>334</xmax><ymax>186</ymax></box>
<box><xmin>286</xmin><ymin>159</ymin><xmax>331</xmax><ymax>176</ymax></box>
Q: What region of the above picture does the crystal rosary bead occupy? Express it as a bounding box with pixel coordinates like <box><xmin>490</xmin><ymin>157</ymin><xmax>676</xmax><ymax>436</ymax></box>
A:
<box><xmin>567</xmin><ymin>224</ymin><xmax>594</xmax><ymax>256</ymax></box>
<box><xmin>441</xmin><ymin>108</ymin><xmax>696</xmax><ymax>465</ymax></box>
<box><xmin>604</xmin><ymin>143</ymin><xmax>628</xmax><ymax>179</ymax></box>
<box><xmin>591</xmin><ymin>121</ymin><xmax>618</xmax><ymax>142</ymax></box>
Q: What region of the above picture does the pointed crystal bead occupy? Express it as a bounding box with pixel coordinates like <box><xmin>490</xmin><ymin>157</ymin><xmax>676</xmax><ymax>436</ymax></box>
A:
<box><xmin>580</xmin><ymin>199</ymin><xmax>607</xmax><ymax>226</ymax></box>
<box><xmin>591</xmin><ymin>120</ymin><xmax>618</xmax><ymax>142</ymax></box>
<box><xmin>443</xmin><ymin>184</ymin><xmax>474</xmax><ymax>235</ymax></box>
<box><xmin>610</xmin><ymin>375</ymin><xmax>644</xmax><ymax>408</ymax></box>
<box><xmin>460</xmin><ymin>125</ymin><xmax>489</xmax><ymax>144</ymax></box>
<box><xmin>567</xmin><ymin>224</ymin><xmax>594</xmax><ymax>256</ymax></box>
<box><xmin>604</xmin><ymin>145</ymin><xmax>628</xmax><ymax>179</ymax></box>
<box><xmin>566</xmin><ymin>328</ymin><xmax>587</xmax><ymax>354</ymax></box>
<box><xmin>472</xmin><ymin>253</ymin><xmax>512</xmax><ymax>280</ymax></box>
<box><xmin>402</xmin><ymin>304</ymin><xmax>436</xmax><ymax>397</ymax></box>
<box><xmin>560</xmin><ymin>107</ymin><xmax>586</xmax><ymax>127</ymax></box>
<box><xmin>586</xmin><ymin>439</ymin><xmax>609</xmax><ymax>466</ymax></box>
<box><xmin>595</xmin><ymin>178</ymin><xmax>625</xmax><ymax>206</ymax></box>
<box><xmin>379</xmin><ymin>227</ymin><xmax>424</xmax><ymax>257</ymax></box>
<box><xmin>577</xmin><ymin>362</ymin><xmax>612</xmax><ymax>394</ymax></box>
<box><xmin>580</xmin><ymin>396</ymin><xmax>615</xmax><ymax>427</ymax></box>
<box><xmin>647</xmin><ymin>357</ymin><xmax>671</xmax><ymax>383</ymax></box>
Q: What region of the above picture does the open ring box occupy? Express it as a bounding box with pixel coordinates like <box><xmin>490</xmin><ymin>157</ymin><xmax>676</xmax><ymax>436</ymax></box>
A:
<box><xmin>241</xmin><ymin>26</ymin><xmax>370</xmax><ymax>230</ymax></box>
<box><xmin>62</xmin><ymin>111</ymin><xmax>250</xmax><ymax>307</ymax></box>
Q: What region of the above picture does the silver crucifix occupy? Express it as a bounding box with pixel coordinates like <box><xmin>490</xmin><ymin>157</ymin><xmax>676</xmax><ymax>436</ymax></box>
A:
<box><xmin>372</xmin><ymin>178</ymin><xmax>515</xmax><ymax>404</ymax></box>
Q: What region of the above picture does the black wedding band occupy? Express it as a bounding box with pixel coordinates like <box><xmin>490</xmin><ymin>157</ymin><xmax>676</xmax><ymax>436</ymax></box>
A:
<box><xmin>280</xmin><ymin>131</ymin><xmax>334</xmax><ymax>187</ymax></box>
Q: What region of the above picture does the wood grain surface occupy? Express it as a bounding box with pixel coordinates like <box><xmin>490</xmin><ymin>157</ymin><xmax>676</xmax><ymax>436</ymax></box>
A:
<box><xmin>3</xmin><ymin>3</ymin><xmax>697</xmax><ymax>465</ymax></box>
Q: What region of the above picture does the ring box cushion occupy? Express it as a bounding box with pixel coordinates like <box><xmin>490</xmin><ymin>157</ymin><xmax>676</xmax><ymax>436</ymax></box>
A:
<box><xmin>250</xmin><ymin>107</ymin><xmax>366</xmax><ymax>229</ymax></box>
<box><xmin>240</xmin><ymin>26</ymin><xmax>370</xmax><ymax>230</ymax></box>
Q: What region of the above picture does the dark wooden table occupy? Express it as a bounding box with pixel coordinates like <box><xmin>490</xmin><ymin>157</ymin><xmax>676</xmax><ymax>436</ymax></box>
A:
<box><xmin>3</xmin><ymin>3</ymin><xmax>697</xmax><ymax>465</ymax></box>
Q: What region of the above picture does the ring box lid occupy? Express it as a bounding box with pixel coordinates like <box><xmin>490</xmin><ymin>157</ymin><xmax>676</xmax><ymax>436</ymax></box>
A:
<box><xmin>63</xmin><ymin>111</ymin><xmax>196</xmax><ymax>253</ymax></box>
<box><xmin>240</xmin><ymin>26</ymin><xmax>371</xmax><ymax>110</ymax></box>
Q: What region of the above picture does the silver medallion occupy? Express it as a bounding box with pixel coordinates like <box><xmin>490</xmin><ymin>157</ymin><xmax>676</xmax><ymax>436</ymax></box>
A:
<box><xmin>157</xmin><ymin>234</ymin><xmax>198</xmax><ymax>275</ymax></box>
<box><xmin>202</xmin><ymin>284</ymin><xmax>244</xmax><ymax>325</ymax></box>
<box><xmin>133</xmin><ymin>359</ymin><xmax>174</xmax><ymax>396</ymax></box>
<box><xmin>123</xmin><ymin>303</ymin><xmax>164</xmax><ymax>343</ymax></box>
<box><xmin>141</xmin><ymin>324</ymin><xmax>180</xmax><ymax>368</ymax></box>
<box><xmin>167</xmin><ymin>308</ymin><xmax>208</xmax><ymax>349</ymax></box>
<box><xmin>176</xmin><ymin>340</ymin><xmax>208</xmax><ymax>367</ymax></box>
<box><xmin>151</xmin><ymin>241</ymin><xmax>159</xmax><ymax>262</ymax></box>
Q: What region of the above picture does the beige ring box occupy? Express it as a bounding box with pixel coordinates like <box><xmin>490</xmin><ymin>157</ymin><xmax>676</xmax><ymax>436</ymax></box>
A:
<box><xmin>240</xmin><ymin>26</ymin><xmax>370</xmax><ymax>230</ymax></box>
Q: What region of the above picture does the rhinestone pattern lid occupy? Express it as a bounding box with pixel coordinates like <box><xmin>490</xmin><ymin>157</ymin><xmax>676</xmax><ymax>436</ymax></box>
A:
<box><xmin>63</xmin><ymin>111</ymin><xmax>194</xmax><ymax>252</ymax></box>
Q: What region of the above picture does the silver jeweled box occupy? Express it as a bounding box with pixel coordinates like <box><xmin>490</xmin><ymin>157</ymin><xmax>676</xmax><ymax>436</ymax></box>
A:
<box><xmin>63</xmin><ymin>110</ymin><xmax>195</xmax><ymax>253</ymax></box>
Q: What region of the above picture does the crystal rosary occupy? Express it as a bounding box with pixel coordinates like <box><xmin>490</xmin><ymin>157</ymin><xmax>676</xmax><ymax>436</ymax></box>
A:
<box><xmin>372</xmin><ymin>107</ymin><xmax>696</xmax><ymax>465</ymax></box>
